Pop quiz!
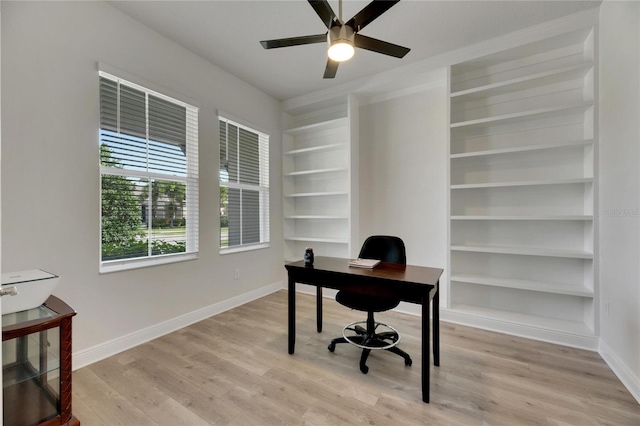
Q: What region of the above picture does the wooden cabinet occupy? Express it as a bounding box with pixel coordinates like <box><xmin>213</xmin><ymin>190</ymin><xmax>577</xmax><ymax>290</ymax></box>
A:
<box><xmin>2</xmin><ymin>296</ymin><xmax>79</xmax><ymax>426</ymax></box>
<box><xmin>282</xmin><ymin>96</ymin><xmax>359</xmax><ymax>261</ymax></box>
<box><xmin>447</xmin><ymin>27</ymin><xmax>598</xmax><ymax>348</ymax></box>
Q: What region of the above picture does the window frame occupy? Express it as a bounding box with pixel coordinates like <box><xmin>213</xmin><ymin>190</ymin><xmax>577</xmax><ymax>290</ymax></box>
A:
<box><xmin>99</xmin><ymin>68</ymin><xmax>199</xmax><ymax>273</ymax></box>
<box><xmin>218</xmin><ymin>114</ymin><xmax>270</xmax><ymax>254</ymax></box>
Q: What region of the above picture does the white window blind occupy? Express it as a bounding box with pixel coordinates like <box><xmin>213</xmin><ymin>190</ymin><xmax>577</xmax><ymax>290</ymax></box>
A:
<box><xmin>219</xmin><ymin>116</ymin><xmax>269</xmax><ymax>252</ymax></box>
<box><xmin>99</xmin><ymin>71</ymin><xmax>198</xmax><ymax>271</ymax></box>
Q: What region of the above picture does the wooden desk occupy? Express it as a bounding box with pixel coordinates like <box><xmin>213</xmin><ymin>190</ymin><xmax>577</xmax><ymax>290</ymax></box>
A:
<box><xmin>285</xmin><ymin>256</ymin><xmax>443</xmax><ymax>403</ymax></box>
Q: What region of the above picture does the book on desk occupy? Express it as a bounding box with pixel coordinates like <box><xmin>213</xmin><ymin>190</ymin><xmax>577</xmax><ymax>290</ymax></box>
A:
<box><xmin>348</xmin><ymin>258</ymin><xmax>381</xmax><ymax>268</ymax></box>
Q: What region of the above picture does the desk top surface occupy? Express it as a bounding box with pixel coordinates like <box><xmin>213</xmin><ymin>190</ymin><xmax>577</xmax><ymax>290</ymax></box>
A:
<box><xmin>286</xmin><ymin>256</ymin><xmax>443</xmax><ymax>287</ymax></box>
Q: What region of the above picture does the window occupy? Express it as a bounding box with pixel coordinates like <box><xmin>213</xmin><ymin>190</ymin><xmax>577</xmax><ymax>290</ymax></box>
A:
<box><xmin>219</xmin><ymin>116</ymin><xmax>269</xmax><ymax>252</ymax></box>
<box><xmin>99</xmin><ymin>71</ymin><xmax>198</xmax><ymax>272</ymax></box>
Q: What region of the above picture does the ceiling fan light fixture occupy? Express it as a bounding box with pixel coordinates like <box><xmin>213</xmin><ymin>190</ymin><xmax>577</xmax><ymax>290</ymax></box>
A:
<box><xmin>260</xmin><ymin>0</ymin><xmax>410</xmax><ymax>78</ymax></box>
<box><xmin>327</xmin><ymin>25</ymin><xmax>355</xmax><ymax>62</ymax></box>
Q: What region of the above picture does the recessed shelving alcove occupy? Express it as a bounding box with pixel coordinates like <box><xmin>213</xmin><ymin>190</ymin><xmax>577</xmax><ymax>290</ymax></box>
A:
<box><xmin>446</xmin><ymin>26</ymin><xmax>598</xmax><ymax>348</ymax></box>
<box><xmin>282</xmin><ymin>96</ymin><xmax>359</xmax><ymax>262</ymax></box>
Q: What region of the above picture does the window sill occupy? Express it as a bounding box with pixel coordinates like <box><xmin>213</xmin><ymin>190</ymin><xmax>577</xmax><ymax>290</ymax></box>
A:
<box><xmin>220</xmin><ymin>242</ymin><xmax>270</xmax><ymax>255</ymax></box>
<box><xmin>100</xmin><ymin>252</ymin><xmax>198</xmax><ymax>274</ymax></box>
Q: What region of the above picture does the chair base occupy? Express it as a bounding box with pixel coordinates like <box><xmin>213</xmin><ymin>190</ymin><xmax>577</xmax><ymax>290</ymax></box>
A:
<box><xmin>341</xmin><ymin>320</ymin><xmax>401</xmax><ymax>349</ymax></box>
<box><xmin>328</xmin><ymin>318</ymin><xmax>412</xmax><ymax>374</ymax></box>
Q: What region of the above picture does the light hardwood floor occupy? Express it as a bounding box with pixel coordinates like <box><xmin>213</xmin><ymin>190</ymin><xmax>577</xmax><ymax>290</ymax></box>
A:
<box><xmin>73</xmin><ymin>290</ymin><xmax>640</xmax><ymax>425</ymax></box>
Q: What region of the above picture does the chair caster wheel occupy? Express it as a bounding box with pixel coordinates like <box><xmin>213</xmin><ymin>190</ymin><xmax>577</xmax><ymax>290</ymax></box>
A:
<box><xmin>360</xmin><ymin>364</ymin><xmax>369</xmax><ymax>374</ymax></box>
<box><xmin>405</xmin><ymin>358</ymin><xmax>412</xmax><ymax>366</ymax></box>
<box><xmin>328</xmin><ymin>343</ymin><xmax>335</xmax><ymax>352</ymax></box>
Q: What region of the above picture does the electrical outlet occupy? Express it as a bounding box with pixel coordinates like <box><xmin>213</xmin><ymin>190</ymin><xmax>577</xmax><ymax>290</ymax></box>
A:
<box><xmin>234</xmin><ymin>269</ymin><xmax>240</xmax><ymax>280</ymax></box>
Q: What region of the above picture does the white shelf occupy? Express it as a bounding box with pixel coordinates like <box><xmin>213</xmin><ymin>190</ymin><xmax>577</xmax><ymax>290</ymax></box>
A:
<box><xmin>285</xmin><ymin>191</ymin><xmax>348</xmax><ymax>198</ymax></box>
<box><xmin>285</xmin><ymin>167</ymin><xmax>347</xmax><ymax>177</ymax></box>
<box><xmin>284</xmin><ymin>215</ymin><xmax>348</xmax><ymax>220</ymax></box>
<box><xmin>450</xmin><ymin>139</ymin><xmax>594</xmax><ymax>159</ymax></box>
<box><xmin>451</xmin><ymin>215</ymin><xmax>593</xmax><ymax>221</ymax></box>
<box><xmin>284</xmin><ymin>143</ymin><xmax>346</xmax><ymax>156</ymax></box>
<box><xmin>450</xmin><ymin>274</ymin><xmax>593</xmax><ymax>297</ymax></box>
<box><xmin>448</xmin><ymin>304</ymin><xmax>594</xmax><ymax>336</ymax></box>
<box><xmin>284</xmin><ymin>117</ymin><xmax>348</xmax><ymax>136</ymax></box>
<box><xmin>451</xmin><ymin>177</ymin><xmax>593</xmax><ymax>190</ymax></box>
<box><xmin>284</xmin><ymin>236</ymin><xmax>348</xmax><ymax>244</ymax></box>
<box><xmin>450</xmin><ymin>101</ymin><xmax>593</xmax><ymax>129</ymax></box>
<box><xmin>450</xmin><ymin>62</ymin><xmax>593</xmax><ymax>99</ymax></box>
<box><xmin>451</xmin><ymin>244</ymin><xmax>593</xmax><ymax>259</ymax></box>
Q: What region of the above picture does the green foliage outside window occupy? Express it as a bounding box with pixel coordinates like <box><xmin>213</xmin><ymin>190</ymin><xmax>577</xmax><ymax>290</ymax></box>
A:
<box><xmin>101</xmin><ymin>144</ymin><xmax>143</xmax><ymax>247</ymax></box>
<box><xmin>101</xmin><ymin>144</ymin><xmax>186</xmax><ymax>261</ymax></box>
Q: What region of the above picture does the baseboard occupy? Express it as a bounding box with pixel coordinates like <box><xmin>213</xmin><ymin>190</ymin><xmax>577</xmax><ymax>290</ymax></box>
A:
<box><xmin>295</xmin><ymin>283</ymin><xmax>337</xmax><ymax>299</ymax></box>
<box><xmin>294</xmin><ymin>289</ymin><xmax>597</xmax><ymax>350</ymax></box>
<box><xmin>295</xmin><ymin>285</ymin><xmax>638</xmax><ymax>404</ymax></box>
<box><xmin>395</xmin><ymin>301</ymin><xmax>422</xmax><ymax>316</ymax></box>
<box><xmin>73</xmin><ymin>281</ymin><xmax>283</xmax><ymax>370</ymax></box>
<box><xmin>295</xmin><ymin>286</ymin><xmax>423</xmax><ymax>317</ymax></box>
<box><xmin>599</xmin><ymin>340</ymin><xmax>640</xmax><ymax>404</ymax></box>
<box><xmin>440</xmin><ymin>308</ymin><xmax>599</xmax><ymax>351</ymax></box>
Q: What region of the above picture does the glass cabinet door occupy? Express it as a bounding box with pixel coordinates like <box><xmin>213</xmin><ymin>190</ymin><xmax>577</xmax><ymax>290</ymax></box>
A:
<box><xmin>3</xmin><ymin>306</ymin><xmax>61</xmax><ymax>426</ymax></box>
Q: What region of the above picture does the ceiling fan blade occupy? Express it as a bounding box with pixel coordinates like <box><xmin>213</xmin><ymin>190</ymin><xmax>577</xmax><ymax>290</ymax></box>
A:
<box><xmin>346</xmin><ymin>0</ymin><xmax>400</xmax><ymax>32</ymax></box>
<box><xmin>308</xmin><ymin>0</ymin><xmax>338</xmax><ymax>29</ymax></box>
<box><xmin>354</xmin><ymin>34</ymin><xmax>410</xmax><ymax>58</ymax></box>
<box><xmin>260</xmin><ymin>34</ymin><xmax>326</xmax><ymax>49</ymax></box>
<box><xmin>323</xmin><ymin>59</ymin><xmax>339</xmax><ymax>79</ymax></box>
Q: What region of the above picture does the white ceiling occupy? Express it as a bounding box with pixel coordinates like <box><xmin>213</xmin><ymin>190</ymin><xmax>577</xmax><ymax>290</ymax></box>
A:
<box><xmin>107</xmin><ymin>0</ymin><xmax>601</xmax><ymax>101</ymax></box>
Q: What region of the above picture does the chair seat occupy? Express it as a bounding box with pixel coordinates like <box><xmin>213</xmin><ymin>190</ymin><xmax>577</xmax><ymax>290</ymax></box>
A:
<box><xmin>336</xmin><ymin>290</ymin><xmax>400</xmax><ymax>312</ymax></box>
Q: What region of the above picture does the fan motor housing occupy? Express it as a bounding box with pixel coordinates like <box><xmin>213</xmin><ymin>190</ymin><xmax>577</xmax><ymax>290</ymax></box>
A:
<box><xmin>328</xmin><ymin>24</ymin><xmax>355</xmax><ymax>47</ymax></box>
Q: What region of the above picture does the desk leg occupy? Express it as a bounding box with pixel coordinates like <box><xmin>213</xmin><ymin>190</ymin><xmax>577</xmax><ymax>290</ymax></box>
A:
<box><xmin>433</xmin><ymin>286</ymin><xmax>440</xmax><ymax>366</ymax></box>
<box><xmin>317</xmin><ymin>286</ymin><xmax>323</xmax><ymax>333</ymax></box>
<box><xmin>422</xmin><ymin>294</ymin><xmax>430</xmax><ymax>403</ymax></box>
<box><xmin>288</xmin><ymin>276</ymin><xmax>295</xmax><ymax>354</ymax></box>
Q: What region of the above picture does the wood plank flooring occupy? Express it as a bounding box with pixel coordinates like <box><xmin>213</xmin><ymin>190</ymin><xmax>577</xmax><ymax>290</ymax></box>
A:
<box><xmin>72</xmin><ymin>290</ymin><xmax>640</xmax><ymax>425</ymax></box>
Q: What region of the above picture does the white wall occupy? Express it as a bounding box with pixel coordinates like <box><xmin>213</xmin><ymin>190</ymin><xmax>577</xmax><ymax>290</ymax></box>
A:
<box><xmin>3</xmin><ymin>1</ymin><xmax>638</xmax><ymax>404</ymax></box>
<box><xmin>598</xmin><ymin>0</ymin><xmax>640</xmax><ymax>401</ymax></box>
<box><xmin>358</xmin><ymin>86</ymin><xmax>448</xmax><ymax>311</ymax></box>
<box><xmin>0</xmin><ymin>1</ymin><xmax>283</xmax><ymax>363</ymax></box>
<box><xmin>0</xmin><ymin>4</ymin><xmax>3</xmax><ymax>419</ymax></box>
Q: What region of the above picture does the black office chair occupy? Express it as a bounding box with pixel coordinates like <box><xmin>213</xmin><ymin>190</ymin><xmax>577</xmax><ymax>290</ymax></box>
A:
<box><xmin>328</xmin><ymin>235</ymin><xmax>412</xmax><ymax>374</ymax></box>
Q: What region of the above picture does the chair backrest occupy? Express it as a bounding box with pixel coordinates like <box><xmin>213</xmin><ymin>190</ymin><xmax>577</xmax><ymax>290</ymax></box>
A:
<box><xmin>358</xmin><ymin>235</ymin><xmax>406</xmax><ymax>265</ymax></box>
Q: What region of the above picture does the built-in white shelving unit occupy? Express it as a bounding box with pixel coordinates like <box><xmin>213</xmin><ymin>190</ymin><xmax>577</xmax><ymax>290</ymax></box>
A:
<box><xmin>282</xmin><ymin>97</ymin><xmax>359</xmax><ymax>262</ymax></box>
<box><xmin>446</xmin><ymin>27</ymin><xmax>598</xmax><ymax>348</ymax></box>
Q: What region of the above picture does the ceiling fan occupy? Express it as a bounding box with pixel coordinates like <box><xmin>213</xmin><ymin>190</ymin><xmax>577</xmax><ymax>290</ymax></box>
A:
<box><xmin>260</xmin><ymin>0</ymin><xmax>410</xmax><ymax>79</ymax></box>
